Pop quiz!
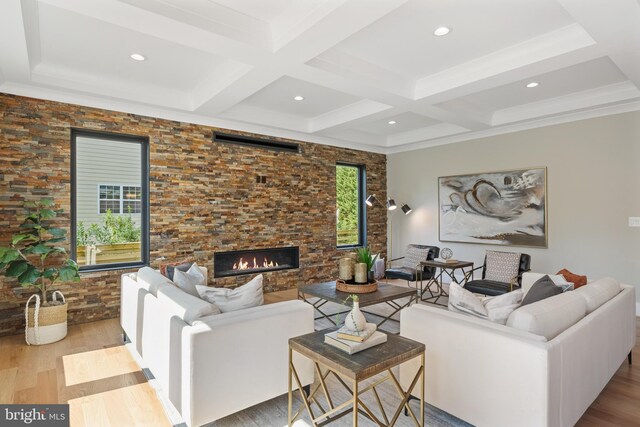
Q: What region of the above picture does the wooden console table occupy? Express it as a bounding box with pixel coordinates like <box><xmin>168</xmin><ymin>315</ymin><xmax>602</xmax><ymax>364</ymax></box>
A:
<box><xmin>288</xmin><ymin>328</ymin><xmax>425</xmax><ymax>426</ymax></box>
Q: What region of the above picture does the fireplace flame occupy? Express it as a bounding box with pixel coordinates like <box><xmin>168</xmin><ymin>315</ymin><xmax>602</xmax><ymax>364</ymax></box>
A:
<box><xmin>232</xmin><ymin>256</ymin><xmax>279</xmax><ymax>271</ymax></box>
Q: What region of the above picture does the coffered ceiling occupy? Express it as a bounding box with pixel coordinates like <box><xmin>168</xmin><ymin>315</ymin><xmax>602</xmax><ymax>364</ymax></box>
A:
<box><xmin>1</xmin><ymin>0</ymin><xmax>639</xmax><ymax>153</ymax></box>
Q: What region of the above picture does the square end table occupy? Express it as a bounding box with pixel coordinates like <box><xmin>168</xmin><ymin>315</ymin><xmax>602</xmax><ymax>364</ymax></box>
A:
<box><xmin>288</xmin><ymin>328</ymin><xmax>425</xmax><ymax>426</ymax></box>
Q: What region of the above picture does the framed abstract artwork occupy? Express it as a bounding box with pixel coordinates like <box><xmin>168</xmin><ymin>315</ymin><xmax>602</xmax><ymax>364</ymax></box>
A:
<box><xmin>438</xmin><ymin>167</ymin><xmax>547</xmax><ymax>248</ymax></box>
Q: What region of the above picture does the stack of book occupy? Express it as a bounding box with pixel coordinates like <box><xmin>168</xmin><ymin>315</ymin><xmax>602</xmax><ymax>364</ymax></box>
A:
<box><xmin>324</xmin><ymin>323</ymin><xmax>387</xmax><ymax>355</ymax></box>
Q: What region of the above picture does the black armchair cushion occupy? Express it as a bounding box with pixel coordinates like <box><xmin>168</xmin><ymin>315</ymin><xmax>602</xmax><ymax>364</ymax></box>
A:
<box><xmin>464</xmin><ymin>279</ymin><xmax>520</xmax><ymax>297</ymax></box>
<box><xmin>385</xmin><ymin>244</ymin><xmax>440</xmax><ymax>281</ymax></box>
<box><xmin>385</xmin><ymin>267</ymin><xmax>424</xmax><ymax>282</ymax></box>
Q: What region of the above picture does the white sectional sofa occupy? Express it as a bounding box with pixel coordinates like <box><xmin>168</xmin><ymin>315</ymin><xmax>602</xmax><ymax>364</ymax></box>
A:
<box><xmin>399</xmin><ymin>273</ymin><xmax>636</xmax><ymax>427</ymax></box>
<box><xmin>120</xmin><ymin>267</ymin><xmax>315</xmax><ymax>427</ymax></box>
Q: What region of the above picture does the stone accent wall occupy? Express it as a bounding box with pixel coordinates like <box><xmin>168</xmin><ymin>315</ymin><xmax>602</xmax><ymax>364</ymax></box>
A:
<box><xmin>0</xmin><ymin>93</ymin><xmax>387</xmax><ymax>337</ymax></box>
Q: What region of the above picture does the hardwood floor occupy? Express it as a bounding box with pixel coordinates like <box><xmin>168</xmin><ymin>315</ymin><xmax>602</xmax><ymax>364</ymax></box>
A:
<box><xmin>0</xmin><ymin>319</ymin><xmax>169</xmax><ymax>427</ymax></box>
<box><xmin>0</xmin><ymin>294</ymin><xmax>637</xmax><ymax>426</ymax></box>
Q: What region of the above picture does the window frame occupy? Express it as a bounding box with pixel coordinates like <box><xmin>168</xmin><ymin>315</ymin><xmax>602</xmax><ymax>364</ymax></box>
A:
<box><xmin>336</xmin><ymin>162</ymin><xmax>367</xmax><ymax>249</ymax></box>
<box><xmin>71</xmin><ymin>129</ymin><xmax>150</xmax><ymax>272</ymax></box>
<box><xmin>97</xmin><ymin>184</ymin><xmax>142</xmax><ymax>214</ymax></box>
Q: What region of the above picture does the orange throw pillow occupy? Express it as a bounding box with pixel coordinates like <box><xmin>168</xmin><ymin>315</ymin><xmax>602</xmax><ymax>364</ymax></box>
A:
<box><xmin>557</xmin><ymin>268</ymin><xmax>587</xmax><ymax>288</ymax></box>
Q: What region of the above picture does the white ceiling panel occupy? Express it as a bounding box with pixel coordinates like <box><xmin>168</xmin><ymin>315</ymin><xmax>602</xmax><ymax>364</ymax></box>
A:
<box><xmin>334</xmin><ymin>0</ymin><xmax>575</xmax><ymax>79</ymax></box>
<box><xmin>238</xmin><ymin>76</ymin><xmax>361</xmax><ymax>119</ymax></box>
<box><xmin>439</xmin><ymin>57</ymin><xmax>628</xmax><ymax>113</ymax></box>
<box><xmin>353</xmin><ymin>112</ymin><xmax>440</xmax><ymax>136</ymax></box>
<box><xmin>38</xmin><ymin>3</ymin><xmax>232</xmax><ymax>92</ymax></box>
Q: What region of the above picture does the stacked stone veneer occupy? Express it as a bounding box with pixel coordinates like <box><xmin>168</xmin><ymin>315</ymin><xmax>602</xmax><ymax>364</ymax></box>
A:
<box><xmin>0</xmin><ymin>93</ymin><xmax>387</xmax><ymax>337</ymax></box>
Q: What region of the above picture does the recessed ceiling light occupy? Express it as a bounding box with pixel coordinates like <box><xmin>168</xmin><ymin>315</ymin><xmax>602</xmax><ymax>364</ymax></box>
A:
<box><xmin>526</xmin><ymin>82</ymin><xmax>539</xmax><ymax>88</ymax></box>
<box><xmin>388</xmin><ymin>120</ymin><xmax>397</xmax><ymax>125</ymax></box>
<box><xmin>293</xmin><ymin>95</ymin><xmax>304</xmax><ymax>101</ymax></box>
<box><xmin>130</xmin><ymin>53</ymin><xmax>146</xmax><ymax>61</ymax></box>
<box><xmin>433</xmin><ymin>26</ymin><xmax>451</xmax><ymax>36</ymax></box>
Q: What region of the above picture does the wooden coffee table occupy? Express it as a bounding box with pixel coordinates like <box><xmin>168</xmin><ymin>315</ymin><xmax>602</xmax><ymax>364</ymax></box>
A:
<box><xmin>288</xmin><ymin>328</ymin><xmax>425</xmax><ymax>426</ymax></box>
<box><xmin>298</xmin><ymin>281</ymin><xmax>417</xmax><ymax>331</ymax></box>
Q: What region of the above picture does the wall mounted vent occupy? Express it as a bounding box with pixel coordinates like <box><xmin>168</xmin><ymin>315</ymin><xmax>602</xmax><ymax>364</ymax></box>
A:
<box><xmin>213</xmin><ymin>131</ymin><xmax>300</xmax><ymax>153</ymax></box>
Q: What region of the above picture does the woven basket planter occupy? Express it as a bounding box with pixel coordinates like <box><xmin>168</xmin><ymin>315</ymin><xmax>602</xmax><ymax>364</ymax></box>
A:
<box><xmin>25</xmin><ymin>294</ymin><xmax>68</xmax><ymax>345</ymax></box>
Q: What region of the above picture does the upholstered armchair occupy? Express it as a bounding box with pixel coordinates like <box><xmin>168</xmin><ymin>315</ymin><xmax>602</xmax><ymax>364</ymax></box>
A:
<box><xmin>463</xmin><ymin>251</ymin><xmax>531</xmax><ymax>296</ymax></box>
<box><xmin>385</xmin><ymin>244</ymin><xmax>440</xmax><ymax>285</ymax></box>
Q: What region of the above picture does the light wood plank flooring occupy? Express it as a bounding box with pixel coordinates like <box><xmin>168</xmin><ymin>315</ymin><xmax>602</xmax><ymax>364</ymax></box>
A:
<box><xmin>0</xmin><ymin>286</ymin><xmax>637</xmax><ymax>426</ymax></box>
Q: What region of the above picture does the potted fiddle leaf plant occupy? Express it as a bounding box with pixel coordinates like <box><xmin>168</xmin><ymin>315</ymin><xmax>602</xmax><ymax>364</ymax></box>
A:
<box><xmin>0</xmin><ymin>199</ymin><xmax>80</xmax><ymax>345</ymax></box>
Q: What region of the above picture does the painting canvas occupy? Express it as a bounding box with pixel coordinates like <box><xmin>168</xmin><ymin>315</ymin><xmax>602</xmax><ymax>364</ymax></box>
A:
<box><xmin>439</xmin><ymin>168</ymin><xmax>547</xmax><ymax>247</ymax></box>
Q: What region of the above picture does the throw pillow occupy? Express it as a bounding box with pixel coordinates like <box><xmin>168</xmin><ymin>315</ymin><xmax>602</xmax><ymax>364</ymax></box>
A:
<box><xmin>172</xmin><ymin>263</ymin><xmax>206</xmax><ymax>298</ymax></box>
<box><xmin>557</xmin><ymin>268</ymin><xmax>587</xmax><ymax>288</ymax></box>
<box><xmin>196</xmin><ymin>274</ymin><xmax>264</xmax><ymax>313</ymax></box>
<box><xmin>160</xmin><ymin>260</ymin><xmax>193</xmax><ymax>280</ymax></box>
<box><xmin>483</xmin><ymin>289</ymin><xmax>524</xmax><ymax>325</ymax></box>
<box><xmin>448</xmin><ymin>282</ymin><xmax>488</xmax><ymax>319</ymax></box>
<box><xmin>548</xmin><ymin>274</ymin><xmax>574</xmax><ymax>292</ymax></box>
<box><xmin>520</xmin><ymin>275</ymin><xmax>562</xmax><ymax>307</ymax></box>
<box><xmin>449</xmin><ymin>283</ymin><xmax>524</xmax><ymax>324</ymax></box>
<box><xmin>402</xmin><ymin>246</ymin><xmax>431</xmax><ymax>269</ymax></box>
<box><xmin>484</xmin><ymin>251</ymin><xmax>521</xmax><ymax>283</ymax></box>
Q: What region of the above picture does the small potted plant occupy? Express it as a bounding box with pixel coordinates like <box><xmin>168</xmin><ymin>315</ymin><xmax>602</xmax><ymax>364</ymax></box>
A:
<box><xmin>355</xmin><ymin>247</ymin><xmax>378</xmax><ymax>283</ymax></box>
<box><xmin>0</xmin><ymin>199</ymin><xmax>80</xmax><ymax>345</ymax></box>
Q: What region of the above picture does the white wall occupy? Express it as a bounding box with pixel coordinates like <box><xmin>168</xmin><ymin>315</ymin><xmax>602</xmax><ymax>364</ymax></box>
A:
<box><xmin>388</xmin><ymin>111</ymin><xmax>640</xmax><ymax>302</ymax></box>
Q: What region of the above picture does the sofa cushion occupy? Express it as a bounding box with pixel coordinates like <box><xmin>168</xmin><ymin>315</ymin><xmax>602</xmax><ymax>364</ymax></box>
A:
<box><xmin>173</xmin><ymin>263</ymin><xmax>206</xmax><ymax>297</ymax></box>
<box><xmin>574</xmin><ymin>277</ymin><xmax>621</xmax><ymax>314</ymax></box>
<box><xmin>521</xmin><ymin>275</ymin><xmax>562</xmax><ymax>307</ymax></box>
<box><xmin>196</xmin><ymin>274</ymin><xmax>264</xmax><ymax>313</ymax></box>
<box><xmin>137</xmin><ymin>267</ymin><xmax>172</xmax><ymax>296</ymax></box>
<box><xmin>157</xmin><ymin>285</ymin><xmax>221</xmax><ymax>325</ymax></box>
<box><xmin>507</xmin><ymin>291</ymin><xmax>587</xmax><ymax>340</ymax></box>
<box><xmin>484</xmin><ymin>250</ymin><xmax>521</xmax><ymax>283</ymax></box>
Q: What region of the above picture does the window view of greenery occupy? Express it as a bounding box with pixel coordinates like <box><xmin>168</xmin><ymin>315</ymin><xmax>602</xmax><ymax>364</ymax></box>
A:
<box><xmin>74</xmin><ymin>135</ymin><xmax>144</xmax><ymax>267</ymax></box>
<box><xmin>336</xmin><ymin>164</ymin><xmax>362</xmax><ymax>246</ymax></box>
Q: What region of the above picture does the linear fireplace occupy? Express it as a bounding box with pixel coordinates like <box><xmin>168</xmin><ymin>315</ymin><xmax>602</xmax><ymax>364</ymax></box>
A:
<box><xmin>214</xmin><ymin>247</ymin><xmax>300</xmax><ymax>278</ymax></box>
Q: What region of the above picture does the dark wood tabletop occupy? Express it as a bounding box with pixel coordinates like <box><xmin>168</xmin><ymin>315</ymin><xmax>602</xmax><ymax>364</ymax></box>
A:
<box><xmin>289</xmin><ymin>328</ymin><xmax>425</xmax><ymax>381</ymax></box>
<box><xmin>419</xmin><ymin>260</ymin><xmax>474</xmax><ymax>269</ymax></box>
<box><xmin>298</xmin><ymin>281</ymin><xmax>417</xmax><ymax>307</ymax></box>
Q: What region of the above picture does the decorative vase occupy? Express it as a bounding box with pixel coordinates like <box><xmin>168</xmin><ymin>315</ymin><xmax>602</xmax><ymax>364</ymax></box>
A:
<box><xmin>354</xmin><ymin>263</ymin><xmax>367</xmax><ymax>283</ymax></box>
<box><xmin>339</xmin><ymin>257</ymin><xmax>353</xmax><ymax>280</ymax></box>
<box><xmin>367</xmin><ymin>270</ymin><xmax>375</xmax><ymax>283</ymax></box>
<box><xmin>344</xmin><ymin>300</ymin><xmax>366</xmax><ymax>332</ymax></box>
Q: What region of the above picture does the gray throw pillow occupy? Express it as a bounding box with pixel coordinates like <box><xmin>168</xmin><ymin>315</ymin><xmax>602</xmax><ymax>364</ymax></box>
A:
<box><xmin>520</xmin><ymin>275</ymin><xmax>562</xmax><ymax>307</ymax></box>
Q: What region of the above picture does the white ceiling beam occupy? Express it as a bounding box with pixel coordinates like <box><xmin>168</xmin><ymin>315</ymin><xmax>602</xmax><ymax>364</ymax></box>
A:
<box><xmin>386</xmin><ymin>123</ymin><xmax>469</xmax><ymax>147</ymax></box>
<box><xmin>38</xmin><ymin>0</ymin><xmax>269</xmax><ymax>64</ymax></box>
<box><xmin>492</xmin><ymin>81</ymin><xmax>640</xmax><ymax>126</ymax></box>
<box><xmin>220</xmin><ymin>103</ymin><xmax>310</xmax><ymax>133</ymax></box>
<box><xmin>118</xmin><ymin>0</ymin><xmax>271</xmax><ymax>50</ymax></box>
<box><xmin>414</xmin><ymin>24</ymin><xmax>598</xmax><ymax>103</ymax></box>
<box><xmin>309</xmin><ymin>100</ymin><xmax>393</xmax><ymax>133</ymax></box>
<box><xmin>192</xmin><ymin>0</ymin><xmax>409</xmax><ymax>117</ymax></box>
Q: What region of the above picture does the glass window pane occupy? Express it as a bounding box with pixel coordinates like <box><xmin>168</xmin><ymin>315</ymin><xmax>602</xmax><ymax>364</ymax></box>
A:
<box><xmin>336</xmin><ymin>164</ymin><xmax>362</xmax><ymax>247</ymax></box>
<box><xmin>75</xmin><ymin>135</ymin><xmax>145</xmax><ymax>268</ymax></box>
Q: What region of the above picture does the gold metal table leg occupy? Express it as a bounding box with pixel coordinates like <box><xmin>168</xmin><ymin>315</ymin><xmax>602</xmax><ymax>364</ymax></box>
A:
<box><xmin>353</xmin><ymin>379</ymin><xmax>359</xmax><ymax>427</ymax></box>
<box><xmin>288</xmin><ymin>347</ymin><xmax>292</xmax><ymax>427</ymax></box>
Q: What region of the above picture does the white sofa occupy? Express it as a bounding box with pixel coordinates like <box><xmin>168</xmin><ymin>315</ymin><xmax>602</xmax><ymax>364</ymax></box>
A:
<box><xmin>120</xmin><ymin>267</ymin><xmax>315</xmax><ymax>427</ymax></box>
<box><xmin>399</xmin><ymin>273</ymin><xmax>636</xmax><ymax>427</ymax></box>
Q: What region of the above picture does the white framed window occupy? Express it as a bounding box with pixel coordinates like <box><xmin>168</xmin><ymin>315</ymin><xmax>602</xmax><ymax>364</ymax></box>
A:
<box><xmin>98</xmin><ymin>184</ymin><xmax>142</xmax><ymax>214</ymax></box>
